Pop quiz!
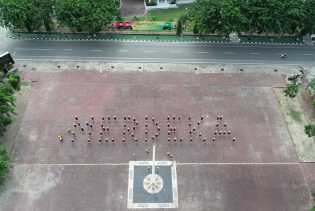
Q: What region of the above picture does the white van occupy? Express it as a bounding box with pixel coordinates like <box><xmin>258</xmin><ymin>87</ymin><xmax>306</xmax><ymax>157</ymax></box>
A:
<box><xmin>311</xmin><ymin>34</ymin><xmax>315</xmax><ymax>44</ymax></box>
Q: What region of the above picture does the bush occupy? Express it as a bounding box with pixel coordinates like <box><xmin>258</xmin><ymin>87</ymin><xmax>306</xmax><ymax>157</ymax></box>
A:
<box><xmin>312</xmin><ymin>99</ymin><xmax>315</xmax><ymax>110</ymax></box>
<box><xmin>132</xmin><ymin>16</ymin><xmax>140</xmax><ymax>21</ymax></box>
<box><xmin>0</xmin><ymin>80</ymin><xmax>16</xmax><ymax>136</ymax></box>
<box><xmin>176</xmin><ymin>19</ymin><xmax>183</xmax><ymax>36</ymax></box>
<box><xmin>305</xmin><ymin>124</ymin><xmax>315</xmax><ymax>137</ymax></box>
<box><xmin>150</xmin><ymin>16</ymin><xmax>157</xmax><ymax>21</ymax></box>
<box><xmin>284</xmin><ymin>83</ymin><xmax>299</xmax><ymax>98</ymax></box>
<box><xmin>7</xmin><ymin>72</ymin><xmax>21</xmax><ymax>91</ymax></box>
<box><xmin>193</xmin><ymin>24</ymin><xmax>199</xmax><ymax>34</ymax></box>
<box><xmin>0</xmin><ymin>145</ymin><xmax>10</xmax><ymax>186</ymax></box>
<box><xmin>308</xmin><ymin>79</ymin><xmax>315</xmax><ymax>97</ymax></box>
<box><xmin>116</xmin><ymin>14</ymin><xmax>124</xmax><ymax>21</ymax></box>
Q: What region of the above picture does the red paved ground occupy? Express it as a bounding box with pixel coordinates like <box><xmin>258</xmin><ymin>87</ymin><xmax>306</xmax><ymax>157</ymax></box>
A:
<box><xmin>1</xmin><ymin>71</ymin><xmax>310</xmax><ymax>211</ymax></box>
<box><xmin>14</xmin><ymin>71</ymin><xmax>296</xmax><ymax>164</ymax></box>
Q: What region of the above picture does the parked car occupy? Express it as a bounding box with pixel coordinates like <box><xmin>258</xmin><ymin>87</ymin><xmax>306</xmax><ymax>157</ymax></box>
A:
<box><xmin>162</xmin><ymin>22</ymin><xmax>174</xmax><ymax>30</ymax></box>
<box><xmin>0</xmin><ymin>52</ymin><xmax>14</xmax><ymax>74</ymax></box>
<box><xmin>311</xmin><ymin>34</ymin><xmax>315</xmax><ymax>44</ymax></box>
<box><xmin>112</xmin><ymin>21</ymin><xmax>133</xmax><ymax>30</ymax></box>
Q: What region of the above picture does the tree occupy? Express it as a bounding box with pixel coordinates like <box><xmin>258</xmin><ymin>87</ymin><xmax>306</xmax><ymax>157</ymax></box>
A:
<box><xmin>176</xmin><ymin>18</ymin><xmax>183</xmax><ymax>36</ymax></box>
<box><xmin>0</xmin><ymin>0</ymin><xmax>54</xmax><ymax>32</ymax></box>
<box><xmin>189</xmin><ymin>0</ymin><xmax>308</xmax><ymax>36</ymax></box>
<box><xmin>304</xmin><ymin>0</ymin><xmax>315</xmax><ymax>34</ymax></box>
<box><xmin>188</xmin><ymin>0</ymin><xmax>245</xmax><ymax>36</ymax></box>
<box><xmin>55</xmin><ymin>0</ymin><xmax>119</xmax><ymax>33</ymax></box>
<box><xmin>305</xmin><ymin>124</ymin><xmax>315</xmax><ymax>137</ymax></box>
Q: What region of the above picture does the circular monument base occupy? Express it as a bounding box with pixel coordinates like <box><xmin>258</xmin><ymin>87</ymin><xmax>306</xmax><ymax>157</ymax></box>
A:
<box><xmin>143</xmin><ymin>174</ymin><xmax>164</xmax><ymax>194</ymax></box>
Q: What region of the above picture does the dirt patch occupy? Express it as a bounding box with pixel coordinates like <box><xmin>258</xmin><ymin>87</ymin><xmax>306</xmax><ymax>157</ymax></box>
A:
<box><xmin>274</xmin><ymin>88</ymin><xmax>315</xmax><ymax>161</ymax></box>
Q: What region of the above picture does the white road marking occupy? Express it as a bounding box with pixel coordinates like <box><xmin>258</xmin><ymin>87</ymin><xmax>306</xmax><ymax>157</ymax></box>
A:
<box><xmin>223</xmin><ymin>51</ymin><xmax>236</xmax><ymax>55</ymax></box>
<box><xmin>89</xmin><ymin>49</ymin><xmax>103</xmax><ymax>52</ymax></box>
<box><xmin>303</xmin><ymin>53</ymin><xmax>313</xmax><ymax>56</ymax></box>
<box><xmin>177</xmin><ymin>162</ymin><xmax>299</xmax><ymax>165</ymax></box>
<box><xmin>63</xmin><ymin>49</ymin><xmax>73</xmax><ymax>51</ymax></box>
<box><xmin>195</xmin><ymin>51</ymin><xmax>208</xmax><ymax>54</ymax></box>
<box><xmin>16</xmin><ymin>163</ymin><xmax>129</xmax><ymax>166</ymax></box>
<box><xmin>16</xmin><ymin>48</ymin><xmax>57</xmax><ymax>51</ymax></box>
<box><xmin>171</xmin><ymin>50</ymin><xmax>181</xmax><ymax>54</ymax></box>
<box><xmin>14</xmin><ymin>162</ymin><xmax>299</xmax><ymax>166</ymax></box>
<box><xmin>249</xmin><ymin>52</ymin><xmax>261</xmax><ymax>55</ymax></box>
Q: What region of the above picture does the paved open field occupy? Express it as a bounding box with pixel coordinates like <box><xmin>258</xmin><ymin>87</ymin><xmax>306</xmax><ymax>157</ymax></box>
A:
<box><xmin>0</xmin><ymin>70</ymin><xmax>312</xmax><ymax>211</ymax></box>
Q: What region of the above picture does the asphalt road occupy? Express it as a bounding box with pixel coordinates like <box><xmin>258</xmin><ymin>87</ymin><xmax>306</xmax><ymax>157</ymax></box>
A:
<box><xmin>1</xmin><ymin>37</ymin><xmax>315</xmax><ymax>65</ymax></box>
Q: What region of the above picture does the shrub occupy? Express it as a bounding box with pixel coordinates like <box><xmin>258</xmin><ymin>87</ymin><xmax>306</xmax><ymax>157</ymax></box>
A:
<box><xmin>132</xmin><ymin>16</ymin><xmax>139</xmax><ymax>21</ymax></box>
<box><xmin>308</xmin><ymin>79</ymin><xmax>315</xmax><ymax>97</ymax></box>
<box><xmin>284</xmin><ymin>83</ymin><xmax>299</xmax><ymax>98</ymax></box>
<box><xmin>116</xmin><ymin>14</ymin><xmax>124</xmax><ymax>21</ymax></box>
<box><xmin>176</xmin><ymin>19</ymin><xmax>183</xmax><ymax>36</ymax></box>
<box><xmin>0</xmin><ymin>81</ymin><xmax>16</xmax><ymax>136</ymax></box>
<box><xmin>305</xmin><ymin>124</ymin><xmax>315</xmax><ymax>137</ymax></box>
<box><xmin>150</xmin><ymin>16</ymin><xmax>157</xmax><ymax>21</ymax></box>
<box><xmin>7</xmin><ymin>72</ymin><xmax>21</xmax><ymax>91</ymax></box>
<box><xmin>193</xmin><ymin>24</ymin><xmax>199</xmax><ymax>34</ymax></box>
<box><xmin>312</xmin><ymin>99</ymin><xmax>315</xmax><ymax>110</ymax></box>
<box><xmin>0</xmin><ymin>145</ymin><xmax>10</xmax><ymax>186</ymax></box>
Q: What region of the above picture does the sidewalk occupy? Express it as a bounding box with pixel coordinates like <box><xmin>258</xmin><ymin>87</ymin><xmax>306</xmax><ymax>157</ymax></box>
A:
<box><xmin>7</xmin><ymin>31</ymin><xmax>305</xmax><ymax>46</ymax></box>
<box><xmin>8</xmin><ymin>31</ymin><xmax>228</xmax><ymax>43</ymax></box>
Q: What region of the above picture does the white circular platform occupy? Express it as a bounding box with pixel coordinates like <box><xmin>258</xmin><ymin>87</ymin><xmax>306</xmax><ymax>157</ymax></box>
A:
<box><xmin>143</xmin><ymin>174</ymin><xmax>164</xmax><ymax>194</ymax></box>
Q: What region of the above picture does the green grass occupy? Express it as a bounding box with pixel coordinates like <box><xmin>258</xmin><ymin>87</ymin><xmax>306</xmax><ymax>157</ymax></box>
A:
<box><xmin>311</xmin><ymin>192</ymin><xmax>315</xmax><ymax>211</ymax></box>
<box><xmin>126</xmin><ymin>4</ymin><xmax>193</xmax><ymax>22</ymax></box>
<box><xmin>132</xmin><ymin>21</ymin><xmax>164</xmax><ymax>31</ymax></box>
<box><xmin>0</xmin><ymin>145</ymin><xmax>10</xmax><ymax>186</ymax></box>
<box><xmin>288</xmin><ymin>108</ymin><xmax>302</xmax><ymax>122</ymax></box>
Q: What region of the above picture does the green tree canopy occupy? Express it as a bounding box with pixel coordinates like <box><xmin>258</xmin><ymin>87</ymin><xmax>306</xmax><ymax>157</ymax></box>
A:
<box><xmin>189</xmin><ymin>0</ymin><xmax>244</xmax><ymax>35</ymax></box>
<box><xmin>0</xmin><ymin>0</ymin><xmax>54</xmax><ymax>32</ymax></box>
<box><xmin>55</xmin><ymin>0</ymin><xmax>119</xmax><ymax>33</ymax></box>
<box><xmin>189</xmin><ymin>0</ymin><xmax>307</xmax><ymax>36</ymax></box>
<box><xmin>304</xmin><ymin>0</ymin><xmax>315</xmax><ymax>34</ymax></box>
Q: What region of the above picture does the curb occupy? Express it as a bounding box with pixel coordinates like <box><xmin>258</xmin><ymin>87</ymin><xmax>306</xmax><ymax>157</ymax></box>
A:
<box><xmin>7</xmin><ymin>34</ymin><xmax>305</xmax><ymax>46</ymax></box>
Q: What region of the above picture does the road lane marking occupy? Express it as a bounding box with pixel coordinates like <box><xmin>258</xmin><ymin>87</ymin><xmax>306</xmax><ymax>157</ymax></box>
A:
<box><xmin>223</xmin><ymin>51</ymin><xmax>236</xmax><ymax>55</ymax></box>
<box><xmin>195</xmin><ymin>51</ymin><xmax>208</xmax><ymax>54</ymax></box>
<box><xmin>89</xmin><ymin>49</ymin><xmax>103</xmax><ymax>52</ymax></box>
<box><xmin>63</xmin><ymin>49</ymin><xmax>73</xmax><ymax>51</ymax></box>
<box><xmin>249</xmin><ymin>52</ymin><xmax>261</xmax><ymax>55</ymax></box>
<box><xmin>171</xmin><ymin>50</ymin><xmax>181</xmax><ymax>54</ymax></box>
<box><xmin>303</xmin><ymin>53</ymin><xmax>313</xmax><ymax>56</ymax></box>
<box><xmin>16</xmin><ymin>48</ymin><xmax>57</xmax><ymax>51</ymax></box>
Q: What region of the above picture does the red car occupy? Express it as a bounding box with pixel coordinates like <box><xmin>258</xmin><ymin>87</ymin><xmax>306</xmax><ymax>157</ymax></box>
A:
<box><xmin>112</xmin><ymin>21</ymin><xmax>133</xmax><ymax>30</ymax></box>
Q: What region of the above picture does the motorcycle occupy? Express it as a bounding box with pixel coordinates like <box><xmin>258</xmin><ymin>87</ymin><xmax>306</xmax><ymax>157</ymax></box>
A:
<box><xmin>280</xmin><ymin>53</ymin><xmax>287</xmax><ymax>59</ymax></box>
